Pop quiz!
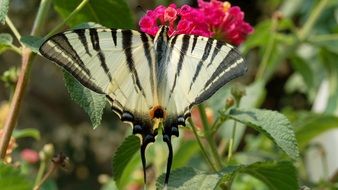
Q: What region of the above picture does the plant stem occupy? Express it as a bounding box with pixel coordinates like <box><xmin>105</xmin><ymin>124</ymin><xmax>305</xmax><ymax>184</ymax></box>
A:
<box><xmin>0</xmin><ymin>0</ymin><xmax>52</xmax><ymax>159</ymax></box>
<box><xmin>5</xmin><ymin>16</ymin><xmax>22</xmax><ymax>45</ymax></box>
<box><xmin>297</xmin><ymin>0</ymin><xmax>329</xmax><ymax>41</ymax></box>
<box><xmin>227</xmin><ymin>121</ymin><xmax>237</xmax><ymax>162</ymax></box>
<box><xmin>34</xmin><ymin>159</ymin><xmax>47</xmax><ymax>187</ymax></box>
<box><xmin>33</xmin><ymin>162</ymin><xmax>57</xmax><ymax>190</ymax></box>
<box><xmin>198</xmin><ymin>104</ymin><xmax>222</xmax><ymax>170</ymax></box>
<box><xmin>255</xmin><ymin>17</ymin><xmax>278</xmax><ymax>81</ymax></box>
<box><xmin>189</xmin><ymin>119</ymin><xmax>217</xmax><ymax>172</ymax></box>
<box><xmin>45</xmin><ymin>0</ymin><xmax>89</xmax><ymax>38</ymax></box>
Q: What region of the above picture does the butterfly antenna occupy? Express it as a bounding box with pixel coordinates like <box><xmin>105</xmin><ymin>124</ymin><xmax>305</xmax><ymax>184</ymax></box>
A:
<box><xmin>163</xmin><ymin>134</ymin><xmax>173</xmax><ymax>185</ymax></box>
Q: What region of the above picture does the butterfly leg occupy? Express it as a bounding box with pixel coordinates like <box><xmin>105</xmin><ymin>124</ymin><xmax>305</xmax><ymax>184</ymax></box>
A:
<box><xmin>132</xmin><ymin>124</ymin><xmax>157</xmax><ymax>184</ymax></box>
<box><xmin>162</xmin><ymin>122</ymin><xmax>179</xmax><ymax>185</ymax></box>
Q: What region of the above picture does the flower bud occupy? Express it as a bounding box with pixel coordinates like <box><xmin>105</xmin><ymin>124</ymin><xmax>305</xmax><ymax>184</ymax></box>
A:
<box><xmin>225</xmin><ymin>97</ymin><xmax>234</xmax><ymax>109</ymax></box>
<box><xmin>231</xmin><ymin>85</ymin><xmax>246</xmax><ymax>104</ymax></box>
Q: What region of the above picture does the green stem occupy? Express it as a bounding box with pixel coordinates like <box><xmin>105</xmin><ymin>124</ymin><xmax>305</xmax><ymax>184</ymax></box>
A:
<box><xmin>9</xmin><ymin>44</ymin><xmax>22</xmax><ymax>55</ymax></box>
<box><xmin>255</xmin><ymin>17</ymin><xmax>278</xmax><ymax>81</ymax></box>
<box><xmin>0</xmin><ymin>0</ymin><xmax>52</xmax><ymax>159</ymax></box>
<box><xmin>33</xmin><ymin>162</ymin><xmax>58</xmax><ymax>190</ymax></box>
<box><xmin>189</xmin><ymin>119</ymin><xmax>217</xmax><ymax>172</ymax></box>
<box><xmin>198</xmin><ymin>104</ymin><xmax>222</xmax><ymax>170</ymax></box>
<box><xmin>227</xmin><ymin>121</ymin><xmax>237</xmax><ymax>162</ymax></box>
<box><xmin>31</xmin><ymin>0</ymin><xmax>52</xmax><ymax>36</ymax></box>
<box><xmin>45</xmin><ymin>0</ymin><xmax>89</xmax><ymax>38</ymax></box>
<box><xmin>5</xmin><ymin>16</ymin><xmax>22</xmax><ymax>45</ymax></box>
<box><xmin>309</xmin><ymin>34</ymin><xmax>338</xmax><ymax>42</ymax></box>
<box><xmin>34</xmin><ymin>159</ymin><xmax>47</xmax><ymax>187</ymax></box>
<box><xmin>297</xmin><ymin>0</ymin><xmax>329</xmax><ymax>41</ymax></box>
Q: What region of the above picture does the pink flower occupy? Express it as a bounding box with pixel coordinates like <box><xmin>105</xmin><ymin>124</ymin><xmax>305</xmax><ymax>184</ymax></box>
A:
<box><xmin>139</xmin><ymin>1</ymin><xmax>253</xmax><ymax>45</ymax></box>
<box><xmin>21</xmin><ymin>149</ymin><xmax>39</xmax><ymax>164</ymax></box>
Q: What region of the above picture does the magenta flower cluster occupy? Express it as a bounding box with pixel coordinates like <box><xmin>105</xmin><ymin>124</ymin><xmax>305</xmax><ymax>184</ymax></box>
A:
<box><xmin>139</xmin><ymin>0</ymin><xmax>254</xmax><ymax>45</ymax></box>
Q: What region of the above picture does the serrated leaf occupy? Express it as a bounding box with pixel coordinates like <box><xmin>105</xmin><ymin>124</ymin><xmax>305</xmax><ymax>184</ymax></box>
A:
<box><xmin>112</xmin><ymin>135</ymin><xmax>140</xmax><ymax>186</ymax></box>
<box><xmin>156</xmin><ymin>167</ymin><xmax>222</xmax><ymax>190</ymax></box>
<box><xmin>0</xmin><ymin>0</ymin><xmax>9</xmax><ymax>24</ymax></box>
<box><xmin>294</xmin><ymin>113</ymin><xmax>338</xmax><ymax>148</ymax></box>
<box><xmin>12</xmin><ymin>128</ymin><xmax>40</xmax><ymax>140</ymax></box>
<box><xmin>53</xmin><ymin>0</ymin><xmax>134</xmax><ymax>28</ymax></box>
<box><xmin>64</xmin><ymin>72</ymin><xmax>106</xmax><ymax>129</ymax></box>
<box><xmin>20</xmin><ymin>35</ymin><xmax>44</xmax><ymax>54</ymax></box>
<box><xmin>0</xmin><ymin>162</ymin><xmax>33</xmax><ymax>190</ymax></box>
<box><xmin>240</xmin><ymin>161</ymin><xmax>298</xmax><ymax>190</ymax></box>
<box><xmin>228</xmin><ymin>108</ymin><xmax>299</xmax><ymax>160</ymax></box>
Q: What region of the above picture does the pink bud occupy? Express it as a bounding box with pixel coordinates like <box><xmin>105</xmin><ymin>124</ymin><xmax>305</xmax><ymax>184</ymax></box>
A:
<box><xmin>21</xmin><ymin>149</ymin><xmax>39</xmax><ymax>164</ymax></box>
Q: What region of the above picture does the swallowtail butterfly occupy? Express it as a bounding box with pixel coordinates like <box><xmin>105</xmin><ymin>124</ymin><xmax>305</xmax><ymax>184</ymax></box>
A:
<box><xmin>39</xmin><ymin>26</ymin><xmax>246</xmax><ymax>185</ymax></box>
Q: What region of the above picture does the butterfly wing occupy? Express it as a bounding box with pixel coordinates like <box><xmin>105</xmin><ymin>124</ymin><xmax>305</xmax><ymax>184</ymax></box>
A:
<box><xmin>160</xmin><ymin>34</ymin><xmax>246</xmax><ymax>121</ymax></box>
<box><xmin>40</xmin><ymin>28</ymin><xmax>156</xmax><ymax>123</ymax></box>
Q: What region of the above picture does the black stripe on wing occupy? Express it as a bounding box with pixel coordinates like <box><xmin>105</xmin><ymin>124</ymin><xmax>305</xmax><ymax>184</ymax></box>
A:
<box><xmin>89</xmin><ymin>28</ymin><xmax>113</xmax><ymax>82</ymax></box>
<box><xmin>194</xmin><ymin>48</ymin><xmax>246</xmax><ymax>105</ymax></box>
<box><xmin>189</xmin><ymin>37</ymin><xmax>214</xmax><ymax>91</ymax></box>
<box><xmin>169</xmin><ymin>35</ymin><xmax>190</xmax><ymax>95</ymax></box>
<box><xmin>122</xmin><ymin>30</ymin><xmax>147</xmax><ymax>98</ymax></box>
<box><xmin>39</xmin><ymin>34</ymin><xmax>104</xmax><ymax>94</ymax></box>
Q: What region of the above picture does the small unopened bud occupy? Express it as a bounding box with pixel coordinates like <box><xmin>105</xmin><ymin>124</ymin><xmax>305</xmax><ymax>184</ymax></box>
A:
<box><xmin>231</xmin><ymin>85</ymin><xmax>246</xmax><ymax>104</ymax></box>
<box><xmin>39</xmin><ymin>144</ymin><xmax>55</xmax><ymax>162</ymax></box>
<box><xmin>43</xmin><ymin>144</ymin><xmax>54</xmax><ymax>160</ymax></box>
<box><xmin>225</xmin><ymin>97</ymin><xmax>235</xmax><ymax>109</ymax></box>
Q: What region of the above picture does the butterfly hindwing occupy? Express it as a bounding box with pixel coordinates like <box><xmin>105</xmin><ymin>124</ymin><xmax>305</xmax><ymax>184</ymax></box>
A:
<box><xmin>39</xmin><ymin>28</ymin><xmax>156</xmax><ymax>120</ymax></box>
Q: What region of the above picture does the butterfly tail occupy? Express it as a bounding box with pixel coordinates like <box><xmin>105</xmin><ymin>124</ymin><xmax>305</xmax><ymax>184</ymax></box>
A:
<box><xmin>163</xmin><ymin>135</ymin><xmax>173</xmax><ymax>185</ymax></box>
<box><xmin>140</xmin><ymin>142</ymin><xmax>148</xmax><ymax>184</ymax></box>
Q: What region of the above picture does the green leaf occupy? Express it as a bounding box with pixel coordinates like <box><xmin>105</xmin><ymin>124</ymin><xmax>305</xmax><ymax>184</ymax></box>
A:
<box><xmin>0</xmin><ymin>33</ymin><xmax>12</xmax><ymax>53</ymax></box>
<box><xmin>101</xmin><ymin>179</ymin><xmax>118</xmax><ymax>190</ymax></box>
<box><xmin>0</xmin><ymin>162</ymin><xmax>33</xmax><ymax>190</ymax></box>
<box><xmin>295</xmin><ymin>113</ymin><xmax>338</xmax><ymax>148</ymax></box>
<box><xmin>156</xmin><ymin>167</ymin><xmax>222</xmax><ymax>190</ymax></box>
<box><xmin>240</xmin><ymin>161</ymin><xmax>298</xmax><ymax>190</ymax></box>
<box><xmin>64</xmin><ymin>72</ymin><xmax>106</xmax><ymax>129</ymax></box>
<box><xmin>228</xmin><ymin>108</ymin><xmax>299</xmax><ymax>160</ymax></box>
<box><xmin>53</xmin><ymin>0</ymin><xmax>134</xmax><ymax>28</ymax></box>
<box><xmin>320</xmin><ymin>49</ymin><xmax>338</xmax><ymax>114</ymax></box>
<box><xmin>12</xmin><ymin>128</ymin><xmax>40</xmax><ymax>140</ymax></box>
<box><xmin>0</xmin><ymin>0</ymin><xmax>9</xmax><ymax>24</ymax></box>
<box><xmin>289</xmin><ymin>55</ymin><xmax>314</xmax><ymax>89</ymax></box>
<box><xmin>0</xmin><ymin>33</ymin><xmax>12</xmax><ymax>45</ymax></box>
<box><xmin>172</xmin><ymin>140</ymin><xmax>199</xmax><ymax>169</ymax></box>
<box><xmin>20</xmin><ymin>35</ymin><xmax>44</xmax><ymax>54</ymax></box>
<box><xmin>112</xmin><ymin>135</ymin><xmax>140</xmax><ymax>187</ymax></box>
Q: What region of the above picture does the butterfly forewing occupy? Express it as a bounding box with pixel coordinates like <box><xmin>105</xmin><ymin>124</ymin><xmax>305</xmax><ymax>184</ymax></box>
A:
<box><xmin>39</xmin><ymin>28</ymin><xmax>156</xmax><ymax>119</ymax></box>
<box><xmin>161</xmin><ymin>34</ymin><xmax>246</xmax><ymax>118</ymax></box>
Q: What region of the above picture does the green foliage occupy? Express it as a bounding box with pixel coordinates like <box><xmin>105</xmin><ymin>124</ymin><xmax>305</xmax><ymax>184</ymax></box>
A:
<box><xmin>156</xmin><ymin>167</ymin><xmax>224</xmax><ymax>190</ymax></box>
<box><xmin>0</xmin><ymin>33</ymin><xmax>12</xmax><ymax>53</ymax></box>
<box><xmin>294</xmin><ymin>113</ymin><xmax>338</xmax><ymax>148</ymax></box>
<box><xmin>53</xmin><ymin>0</ymin><xmax>134</xmax><ymax>28</ymax></box>
<box><xmin>239</xmin><ymin>161</ymin><xmax>298</xmax><ymax>190</ymax></box>
<box><xmin>112</xmin><ymin>135</ymin><xmax>140</xmax><ymax>187</ymax></box>
<box><xmin>0</xmin><ymin>0</ymin><xmax>9</xmax><ymax>24</ymax></box>
<box><xmin>64</xmin><ymin>72</ymin><xmax>106</xmax><ymax>129</ymax></box>
<box><xmin>156</xmin><ymin>161</ymin><xmax>298</xmax><ymax>190</ymax></box>
<box><xmin>20</xmin><ymin>35</ymin><xmax>44</xmax><ymax>54</ymax></box>
<box><xmin>228</xmin><ymin>108</ymin><xmax>299</xmax><ymax>160</ymax></box>
<box><xmin>0</xmin><ymin>163</ymin><xmax>33</xmax><ymax>190</ymax></box>
<box><xmin>12</xmin><ymin>128</ymin><xmax>40</xmax><ymax>140</ymax></box>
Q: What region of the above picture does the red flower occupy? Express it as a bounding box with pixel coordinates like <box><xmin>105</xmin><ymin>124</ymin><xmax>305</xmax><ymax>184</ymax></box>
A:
<box><xmin>139</xmin><ymin>1</ymin><xmax>253</xmax><ymax>45</ymax></box>
<box><xmin>21</xmin><ymin>149</ymin><xmax>39</xmax><ymax>164</ymax></box>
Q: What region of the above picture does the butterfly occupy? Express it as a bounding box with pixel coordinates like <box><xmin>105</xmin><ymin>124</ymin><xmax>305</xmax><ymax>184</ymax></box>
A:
<box><xmin>39</xmin><ymin>25</ymin><xmax>246</xmax><ymax>185</ymax></box>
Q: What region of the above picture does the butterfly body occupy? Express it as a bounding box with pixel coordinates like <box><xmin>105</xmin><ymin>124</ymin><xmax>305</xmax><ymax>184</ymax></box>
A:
<box><xmin>39</xmin><ymin>25</ymin><xmax>246</xmax><ymax>185</ymax></box>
